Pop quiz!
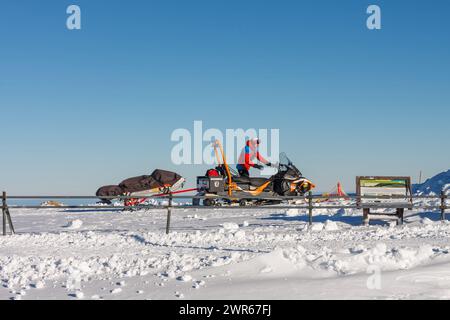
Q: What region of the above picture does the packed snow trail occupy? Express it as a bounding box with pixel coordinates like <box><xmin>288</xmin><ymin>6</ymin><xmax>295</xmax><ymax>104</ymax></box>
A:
<box><xmin>1</xmin><ymin>205</ymin><xmax>450</xmax><ymax>300</ymax></box>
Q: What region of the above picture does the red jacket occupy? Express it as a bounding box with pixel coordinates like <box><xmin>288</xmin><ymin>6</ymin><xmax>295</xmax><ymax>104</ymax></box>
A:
<box><xmin>237</xmin><ymin>140</ymin><xmax>269</xmax><ymax>171</ymax></box>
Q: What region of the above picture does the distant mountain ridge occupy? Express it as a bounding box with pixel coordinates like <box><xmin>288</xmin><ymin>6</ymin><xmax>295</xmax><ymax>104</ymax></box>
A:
<box><xmin>413</xmin><ymin>170</ymin><xmax>450</xmax><ymax>195</ymax></box>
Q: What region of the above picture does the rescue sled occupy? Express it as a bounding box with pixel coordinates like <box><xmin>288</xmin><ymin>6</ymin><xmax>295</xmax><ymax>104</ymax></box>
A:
<box><xmin>96</xmin><ymin>169</ymin><xmax>185</xmax><ymax>206</ymax></box>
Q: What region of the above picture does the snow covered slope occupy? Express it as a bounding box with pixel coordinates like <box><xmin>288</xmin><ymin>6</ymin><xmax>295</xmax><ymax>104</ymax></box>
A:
<box><xmin>1</xmin><ymin>204</ymin><xmax>450</xmax><ymax>300</ymax></box>
<box><xmin>413</xmin><ymin>170</ymin><xmax>450</xmax><ymax>195</ymax></box>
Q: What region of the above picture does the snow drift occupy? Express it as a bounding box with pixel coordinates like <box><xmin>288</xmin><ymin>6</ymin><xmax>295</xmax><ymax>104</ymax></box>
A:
<box><xmin>413</xmin><ymin>170</ymin><xmax>450</xmax><ymax>195</ymax></box>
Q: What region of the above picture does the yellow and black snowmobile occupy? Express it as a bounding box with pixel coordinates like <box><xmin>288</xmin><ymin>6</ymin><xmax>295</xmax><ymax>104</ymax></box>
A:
<box><xmin>194</xmin><ymin>140</ymin><xmax>315</xmax><ymax>206</ymax></box>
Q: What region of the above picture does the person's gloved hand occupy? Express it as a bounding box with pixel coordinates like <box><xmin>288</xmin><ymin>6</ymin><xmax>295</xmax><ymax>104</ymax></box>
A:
<box><xmin>267</xmin><ymin>162</ymin><xmax>279</xmax><ymax>168</ymax></box>
<box><xmin>253</xmin><ymin>164</ymin><xmax>263</xmax><ymax>170</ymax></box>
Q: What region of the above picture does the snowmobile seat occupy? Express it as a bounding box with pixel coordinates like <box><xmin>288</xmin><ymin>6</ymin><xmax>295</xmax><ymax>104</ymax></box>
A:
<box><xmin>232</xmin><ymin>176</ymin><xmax>270</xmax><ymax>187</ymax></box>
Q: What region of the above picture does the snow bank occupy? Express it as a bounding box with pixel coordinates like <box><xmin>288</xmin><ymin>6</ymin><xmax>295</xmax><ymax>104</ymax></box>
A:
<box><xmin>421</xmin><ymin>217</ymin><xmax>435</xmax><ymax>225</ymax></box>
<box><xmin>285</xmin><ymin>209</ymin><xmax>300</xmax><ymax>217</ymax></box>
<box><xmin>324</xmin><ymin>220</ymin><xmax>339</xmax><ymax>231</ymax></box>
<box><xmin>310</xmin><ymin>223</ymin><xmax>324</xmax><ymax>232</ymax></box>
<box><xmin>326</xmin><ymin>243</ymin><xmax>438</xmax><ymax>274</ymax></box>
<box><xmin>413</xmin><ymin>170</ymin><xmax>450</xmax><ymax>195</ymax></box>
<box><xmin>1</xmin><ymin>205</ymin><xmax>450</xmax><ymax>300</ymax></box>
<box><xmin>222</xmin><ymin>222</ymin><xmax>239</xmax><ymax>231</ymax></box>
<box><xmin>65</xmin><ymin>219</ymin><xmax>83</xmax><ymax>229</ymax></box>
<box><xmin>223</xmin><ymin>242</ymin><xmax>443</xmax><ymax>281</ymax></box>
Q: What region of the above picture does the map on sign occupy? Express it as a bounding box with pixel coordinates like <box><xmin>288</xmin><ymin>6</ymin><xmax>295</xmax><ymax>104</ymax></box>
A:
<box><xmin>356</xmin><ymin>176</ymin><xmax>412</xmax><ymax>205</ymax></box>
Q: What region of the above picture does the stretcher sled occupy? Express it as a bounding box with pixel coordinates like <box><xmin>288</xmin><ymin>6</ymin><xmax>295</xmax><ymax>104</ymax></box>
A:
<box><xmin>96</xmin><ymin>169</ymin><xmax>186</xmax><ymax>206</ymax></box>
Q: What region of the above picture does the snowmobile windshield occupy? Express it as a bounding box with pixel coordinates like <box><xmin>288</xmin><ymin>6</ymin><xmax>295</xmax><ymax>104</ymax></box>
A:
<box><xmin>279</xmin><ymin>153</ymin><xmax>303</xmax><ymax>177</ymax></box>
<box><xmin>279</xmin><ymin>152</ymin><xmax>292</xmax><ymax>167</ymax></box>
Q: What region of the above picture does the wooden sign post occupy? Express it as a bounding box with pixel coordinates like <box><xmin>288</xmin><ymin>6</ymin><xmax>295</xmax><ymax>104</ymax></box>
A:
<box><xmin>356</xmin><ymin>177</ymin><xmax>412</xmax><ymax>226</ymax></box>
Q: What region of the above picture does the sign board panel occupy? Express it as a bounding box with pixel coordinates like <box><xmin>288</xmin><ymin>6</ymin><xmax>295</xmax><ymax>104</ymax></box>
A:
<box><xmin>356</xmin><ymin>176</ymin><xmax>412</xmax><ymax>206</ymax></box>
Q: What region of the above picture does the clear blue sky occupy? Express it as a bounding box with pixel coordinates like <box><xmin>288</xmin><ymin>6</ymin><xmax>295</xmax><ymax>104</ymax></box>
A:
<box><xmin>0</xmin><ymin>0</ymin><xmax>449</xmax><ymax>194</ymax></box>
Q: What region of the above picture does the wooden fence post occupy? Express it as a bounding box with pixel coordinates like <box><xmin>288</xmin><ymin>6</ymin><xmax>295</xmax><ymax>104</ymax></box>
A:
<box><xmin>2</xmin><ymin>191</ymin><xmax>6</xmax><ymax>236</ymax></box>
<box><xmin>2</xmin><ymin>191</ymin><xmax>14</xmax><ymax>235</ymax></box>
<box><xmin>441</xmin><ymin>190</ymin><xmax>446</xmax><ymax>221</ymax></box>
<box><xmin>6</xmin><ymin>209</ymin><xmax>15</xmax><ymax>235</ymax></box>
<box><xmin>308</xmin><ymin>191</ymin><xmax>313</xmax><ymax>225</ymax></box>
<box><xmin>396</xmin><ymin>208</ymin><xmax>404</xmax><ymax>226</ymax></box>
<box><xmin>165</xmin><ymin>194</ymin><xmax>173</xmax><ymax>234</ymax></box>
<box><xmin>362</xmin><ymin>208</ymin><xmax>370</xmax><ymax>226</ymax></box>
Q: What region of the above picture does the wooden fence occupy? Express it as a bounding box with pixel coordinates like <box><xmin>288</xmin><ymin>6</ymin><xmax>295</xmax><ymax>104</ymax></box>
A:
<box><xmin>1</xmin><ymin>191</ymin><xmax>447</xmax><ymax>235</ymax></box>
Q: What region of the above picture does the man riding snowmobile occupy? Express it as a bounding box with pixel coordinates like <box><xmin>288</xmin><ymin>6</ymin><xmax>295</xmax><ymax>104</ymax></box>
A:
<box><xmin>236</xmin><ymin>138</ymin><xmax>273</xmax><ymax>177</ymax></box>
<box><xmin>194</xmin><ymin>139</ymin><xmax>315</xmax><ymax>206</ymax></box>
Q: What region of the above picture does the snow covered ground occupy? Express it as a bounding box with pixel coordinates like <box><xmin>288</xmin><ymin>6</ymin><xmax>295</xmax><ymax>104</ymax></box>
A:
<box><xmin>1</xmin><ymin>200</ymin><xmax>450</xmax><ymax>300</ymax></box>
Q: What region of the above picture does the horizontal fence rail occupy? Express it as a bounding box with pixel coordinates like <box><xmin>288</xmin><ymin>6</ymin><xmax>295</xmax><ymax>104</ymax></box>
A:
<box><xmin>1</xmin><ymin>191</ymin><xmax>447</xmax><ymax>235</ymax></box>
<box><xmin>4</xmin><ymin>194</ymin><xmax>446</xmax><ymax>199</ymax></box>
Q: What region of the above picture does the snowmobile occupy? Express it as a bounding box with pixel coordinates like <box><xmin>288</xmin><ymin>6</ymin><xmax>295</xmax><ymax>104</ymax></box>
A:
<box><xmin>194</xmin><ymin>140</ymin><xmax>315</xmax><ymax>206</ymax></box>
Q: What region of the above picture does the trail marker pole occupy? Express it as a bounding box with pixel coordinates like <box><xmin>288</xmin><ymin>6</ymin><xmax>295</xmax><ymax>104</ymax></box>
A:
<box><xmin>165</xmin><ymin>195</ymin><xmax>173</xmax><ymax>234</ymax></box>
